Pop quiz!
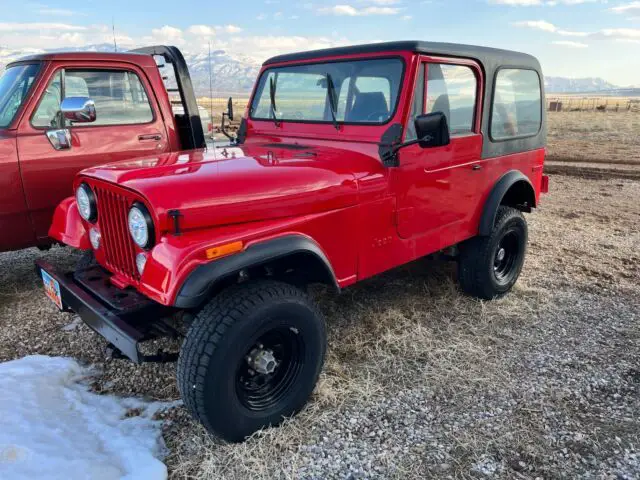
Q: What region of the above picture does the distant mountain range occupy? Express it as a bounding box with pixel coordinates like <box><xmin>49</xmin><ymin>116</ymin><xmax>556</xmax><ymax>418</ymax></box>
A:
<box><xmin>1</xmin><ymin>44</ymin><xmax>638</xmax><ymax>96</ymax></box>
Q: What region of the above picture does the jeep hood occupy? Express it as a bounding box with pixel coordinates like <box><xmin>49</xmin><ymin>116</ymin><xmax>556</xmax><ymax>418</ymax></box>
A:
<box><xmin>79</xmin><ymin>143</ymin><xmax>380</xmax><ymax>232</ymax></box>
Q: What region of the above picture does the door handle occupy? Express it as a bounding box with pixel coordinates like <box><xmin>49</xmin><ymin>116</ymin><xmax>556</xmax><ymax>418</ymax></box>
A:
<box><xmin>138</xmin><ymin>134</ymin><xmax>162</xmax><ymax>141</ymax></box>
<box><xmin>472</xmin><ymin>164</ymin><xmax>482</xmax><ymax>171</ymax></box>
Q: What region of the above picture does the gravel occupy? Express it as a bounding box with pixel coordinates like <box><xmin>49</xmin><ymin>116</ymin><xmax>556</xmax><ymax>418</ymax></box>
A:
<box><xmin>1</xmin><ymin>174</ymin><xmax>638</xmax><ymax>479</ymax></box>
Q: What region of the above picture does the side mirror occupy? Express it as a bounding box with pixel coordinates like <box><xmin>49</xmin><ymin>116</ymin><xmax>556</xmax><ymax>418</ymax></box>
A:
<box><xmin>227</xmin><ymin>97</ymin><xmax>234</xmax><ymax>122</ymax></box>
<box><xmin>414</xmin><ymin>112</ymin><xmax>450</xmax><ymax>148</ymax></box>
<box><xmin>61</xmin><ymin>97</ymin><xmax>96</xmax><ymax>123</ymax></box>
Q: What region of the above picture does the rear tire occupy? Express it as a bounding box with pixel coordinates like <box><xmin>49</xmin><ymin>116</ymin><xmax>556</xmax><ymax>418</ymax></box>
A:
<box><xmin>177</xmin><ymin>280</ymin><xmax>326</xmax><ymax>442</ymax></box>
<box><xmin>458</xmin><ymin>206</ymin><xmax>528</xmax><ymax>300</ymax></box>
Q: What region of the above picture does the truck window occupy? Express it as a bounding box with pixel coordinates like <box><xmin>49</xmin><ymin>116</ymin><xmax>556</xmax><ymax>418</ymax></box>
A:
<box><xmin>490</xmin><ymin>69</ymin><xmax>541</xmax><ymax>140</ymax></box>
<box><xmin>32</xmin><ymin>69</ymin><xmax>154</xmax><ymax>128</ymax></box>
<box><xmin>0</xmin><ymin>63</ymin><xmax>40</xmax><ymax>128</ymax></box>
<box><xmin>251</xmin><ymin>58</ymin><xmax>404</xmax><ymax>125</ymax></box>
<box><xmin>405</xmin><ymin>64</ymin><xmax>425</xmax><ymax>141</ymax></box>
<box><xmin>425</xmin><ymin>64</ymin><xmax>477</xmax><ymax>135</ymax></box>
<box><xmin>32</xmin><ymin>71</ymin><xmax>63</xmax><ymax>128</ymax></box>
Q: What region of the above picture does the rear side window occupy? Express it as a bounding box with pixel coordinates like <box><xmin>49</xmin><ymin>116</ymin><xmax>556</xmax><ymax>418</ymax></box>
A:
<box><xmin>32</xmin><ymin>69</ymin><xmax>154</xmax><ymax>128</ymax></box>
<box><xmin>491</xmin><ymin>69</ymin><xmax>541</xmax><ymax>140</ymax></box>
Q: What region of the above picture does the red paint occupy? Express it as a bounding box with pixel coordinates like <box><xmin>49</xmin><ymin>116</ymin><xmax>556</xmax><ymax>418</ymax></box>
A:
<box><xmin>0</xmin><ymin>52</ymin><xmax>183</xmax><ymax>252</ymax></box>
<box><xmin>49</xmin><ymin>47</ymin><xmax>548</xmax><ymax>307</ymax></box>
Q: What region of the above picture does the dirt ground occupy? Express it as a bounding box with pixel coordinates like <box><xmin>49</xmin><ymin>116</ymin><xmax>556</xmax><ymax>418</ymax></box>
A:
<box><xmin>1</xmin><ymin>170</ymin><xmax>638</xmax><ymax>478</ymax></box>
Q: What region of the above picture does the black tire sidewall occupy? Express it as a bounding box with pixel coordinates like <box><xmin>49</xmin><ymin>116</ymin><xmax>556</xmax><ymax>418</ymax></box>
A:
<box><xmin>199</xmin><ymin>297</ymin><xmax>325</xmax><ymax>441</ymax></box>
<box><xmin>487</xmin><ymin>213</ymin><xmax>527</xmax><ymax>295</ymax></box>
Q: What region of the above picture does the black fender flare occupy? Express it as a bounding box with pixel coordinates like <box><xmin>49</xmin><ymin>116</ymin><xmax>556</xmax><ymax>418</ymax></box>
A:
<box><xmin>174</xmin><ymin>235</ymin><xmax>339</xmax><ymax>309</ymax></box>
<box><xmin>478</xmin><ymin>171</ymin><xmax>536</xmax><ymax>236</ymax></box>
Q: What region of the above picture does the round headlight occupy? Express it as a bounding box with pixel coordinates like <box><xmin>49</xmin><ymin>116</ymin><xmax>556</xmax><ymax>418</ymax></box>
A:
<box><xmin>128</xmin><ymin>203</ymin><xmax>154</xmax><ymax>249</ymax></box>
<box><xmin>76</xmin><ymin>183</ymin><xmax>97</xmax><ymax>222</ymax></box>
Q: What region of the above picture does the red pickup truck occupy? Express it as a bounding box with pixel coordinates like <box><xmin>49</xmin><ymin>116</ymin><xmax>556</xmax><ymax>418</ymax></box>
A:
<box><xmin>0</xmin><ymin>46</ymin><xmax>206</xmax><ymax>253</ymax></box>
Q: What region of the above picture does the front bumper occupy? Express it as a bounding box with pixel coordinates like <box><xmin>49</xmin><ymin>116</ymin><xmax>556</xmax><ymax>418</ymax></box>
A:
<box><xmin>35</xmin><ymin>259</ymin><xmax>177</xmax><ymax>363</ymax></box>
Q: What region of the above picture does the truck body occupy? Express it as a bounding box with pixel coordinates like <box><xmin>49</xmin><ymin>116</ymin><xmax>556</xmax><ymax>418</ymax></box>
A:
<box><xmin>0</xmin><ymin>47</ymin><xmax>205</xmax><ymax>252</ymax></box>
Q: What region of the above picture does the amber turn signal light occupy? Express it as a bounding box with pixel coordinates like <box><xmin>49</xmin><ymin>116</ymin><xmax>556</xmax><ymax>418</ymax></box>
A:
<box><xmin>205</xmin><ymin>241</ymin><xmax>244</xmax><ymax>260</ymax></box>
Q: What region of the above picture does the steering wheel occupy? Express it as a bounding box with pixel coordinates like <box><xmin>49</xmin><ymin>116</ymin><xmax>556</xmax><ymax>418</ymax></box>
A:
<box><xmin>366</xmin><ymin>111</ymin><xmax>388</xmax><ymax>121</ymax></box>
<box><xmin>291</xmin><ymin>111</ymin><xmax>305</xmax><ymax>120</ymax></box>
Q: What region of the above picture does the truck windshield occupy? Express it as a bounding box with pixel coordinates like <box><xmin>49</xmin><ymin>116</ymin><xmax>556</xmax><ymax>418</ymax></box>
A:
<box><xmin>250</xmin><ymin>58</ymin><xmax>404</xmax><ymax>125</ymax></box>
<box><xmin>0</xmin><ymin>63</ymin><xmax>40</xmax><ymax>128</ymax></box>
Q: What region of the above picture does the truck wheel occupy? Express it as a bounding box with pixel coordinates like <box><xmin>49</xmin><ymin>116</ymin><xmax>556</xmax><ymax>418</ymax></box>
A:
<box><xmin>177</xmin><ymin>280</ymin><xmax>326</xmax><ymax>442</ymax></box>
<box><xmin>458</xmin><ymin>206</ymin><xmax>528</xmax><ymax>300</ymax></box>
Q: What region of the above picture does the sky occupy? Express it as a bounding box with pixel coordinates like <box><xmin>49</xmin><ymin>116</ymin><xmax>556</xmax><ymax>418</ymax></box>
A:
<box><xmin>0</xmin><ymin>0</ymin><xmax>639</xmax><ymax>86</ymax></box>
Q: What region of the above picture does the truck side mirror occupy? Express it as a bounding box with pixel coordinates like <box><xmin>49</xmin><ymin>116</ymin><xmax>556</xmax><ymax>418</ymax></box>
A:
<box><xmin>415</xmin><ymin>112</ymin><xmax>450</xmax><ymax>148</ymax></box>
<box><xmin>221</xmin><ymin>97</ymin><xmax>235</xmax><ymax>141</ymax></box>
<box><xmin>61</xmin><ymin>97</ymin><xmax>97</xmax><ymax>123</ymax></box>
<box><xmin>227</xmin><ymin>97</ymin><xmax>234</xmax><ymax>122</ymax></box>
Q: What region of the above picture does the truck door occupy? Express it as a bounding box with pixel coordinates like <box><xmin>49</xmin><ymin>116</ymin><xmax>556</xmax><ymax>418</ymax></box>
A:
<box><xmin>16</xmin><ymin>62</ymin><xmax>171</xmax><ymax>240</ymax></box>
<box><xmin>393</xmin><ymin>57</ymin><xmax>484</xmax><ymax>255</ymax></box>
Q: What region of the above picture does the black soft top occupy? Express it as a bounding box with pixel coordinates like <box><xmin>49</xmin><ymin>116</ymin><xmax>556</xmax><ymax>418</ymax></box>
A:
<box><xmin>264</xmin><ymin>41</ymin><xmax>546</xmax><ymax>159</ymax></box>
<box><xmin>264</xmin><ymin>41</ymin><xmax>541</xmax><ymax>73</ymax></box>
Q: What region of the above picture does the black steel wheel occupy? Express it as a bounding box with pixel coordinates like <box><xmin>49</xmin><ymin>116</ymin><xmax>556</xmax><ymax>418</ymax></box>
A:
<box><xmin>177</xmin><ymin>280</ymin><xmax>326</xmax><ymax>442</ymax></box>
<box><xmin>236</xmin><ymin>327</ymin><xmax>305</xmax><ymax>412</ymax></box>
<box><xmin>458</xmin><ymin>206</ymin><xmax>528</xmax><ymax>299</ymax></box>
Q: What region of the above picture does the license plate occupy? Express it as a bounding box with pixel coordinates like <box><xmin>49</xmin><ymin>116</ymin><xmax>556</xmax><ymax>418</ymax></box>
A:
<box><xmin>41</xmin><ymin>270</ymin><xmax>63</xmax><ymax>310</ymax></box>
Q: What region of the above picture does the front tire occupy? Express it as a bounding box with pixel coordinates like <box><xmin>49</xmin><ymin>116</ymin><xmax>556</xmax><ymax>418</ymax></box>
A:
<box><xmin>458</xmin><ymin>206</ymin><xmax>528</xmax><ymax>300</ymax></box>
<box><xmin>177</xmin><ymin>280</ymin><xmax>326</xmax><ymax>442</ymax></box>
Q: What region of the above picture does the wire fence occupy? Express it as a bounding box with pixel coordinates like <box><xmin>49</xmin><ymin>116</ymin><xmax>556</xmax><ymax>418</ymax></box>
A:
<box><xmin>547</xmin><ymin>96</ymin><xmax>640</xmax><ymax>113</ymax></box>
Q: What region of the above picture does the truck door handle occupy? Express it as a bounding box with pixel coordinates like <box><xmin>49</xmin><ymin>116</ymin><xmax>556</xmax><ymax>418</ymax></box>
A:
<box><xmin>138</xmin><ymin>134</ymin><xmax>162</xmax><ymax>141</ymax></box>
<box><xmin>472</xmin><ymin>164</ymin><xmax>482</xmax><ymax>171</ymax></box>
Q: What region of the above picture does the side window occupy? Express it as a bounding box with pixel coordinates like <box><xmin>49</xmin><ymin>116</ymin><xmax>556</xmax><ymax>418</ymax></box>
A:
<box><xmin>491</xmin><ymin>69</ymin><xmax>541</xmax><ymax>140</ymax></box>
<box><xmin>66</xmin><ymin>70</ymin><xmax>153</xmax><ymax>126</ymax></box>
<box><xmin>405</xmin><ymin>64</ymin><xmax>425</xmax><ymax>141</ymax></box>
<box><xmin>32</xmin><ymin>71</ymin><xmax>63</xmax><ymax>128</ymax></box>
<box><xmin>32</xmin><ymin>69</ymin><xmax>154</xmax><ymax>128</ymax></box>
<box><xmin>426</xmin><ymin>64</ymin><xmax>477</xmax><ymax>135</ymax></box>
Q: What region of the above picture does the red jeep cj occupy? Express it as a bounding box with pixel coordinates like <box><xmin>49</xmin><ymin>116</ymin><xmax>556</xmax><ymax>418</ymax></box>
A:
<box><xmin>37</xmin><ymin>41</ymin><xmax>549</xmax><ymax>442</ymax></box>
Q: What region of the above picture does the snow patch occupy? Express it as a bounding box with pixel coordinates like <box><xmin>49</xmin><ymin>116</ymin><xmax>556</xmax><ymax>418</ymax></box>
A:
<box><xmin>0</xmin><ymin>355</ymin><xmax>174</xmax><ymax>480</ymax></box>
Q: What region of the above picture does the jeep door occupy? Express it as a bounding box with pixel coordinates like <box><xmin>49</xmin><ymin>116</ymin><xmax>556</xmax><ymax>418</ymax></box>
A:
<box><xmin>16</xmin><ymin>62</ymin><xmax>171</xmax><ymax>240</ymax></box>
<box><xmin>393</xmin><ymin>57</ymin><xmax>484</xmax><ymax>254</ymax></box>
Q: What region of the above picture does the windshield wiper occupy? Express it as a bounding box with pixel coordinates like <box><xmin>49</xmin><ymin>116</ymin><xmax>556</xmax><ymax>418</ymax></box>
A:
<box><xmin>269</xmin><ymin>76</ymin><xmax>280</xmax><ymax>127</ymax></box>
<box><xmin>325</xmin><ymin>73</ymin><xmax>340</xmax><ymax>131</ymax></box>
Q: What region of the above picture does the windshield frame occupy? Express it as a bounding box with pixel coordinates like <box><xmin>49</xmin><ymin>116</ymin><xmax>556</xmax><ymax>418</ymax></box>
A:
<box><xmin>249</xmin><ymin>55</ymin><xmax>407</xmax><ymax>127</ymax></box>
<box><xmin>0</xmin><ymin>62</ymin><xmax>42</xmax><ymax>129</ymax></box>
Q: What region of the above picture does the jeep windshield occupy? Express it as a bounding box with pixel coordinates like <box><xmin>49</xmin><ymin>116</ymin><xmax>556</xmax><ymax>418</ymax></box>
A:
<box><xmin>0</xmin><ymin>63</ymin><xmax>40</xmax><ymax>128</ymax></box>
<box><xmin>250</xmin><ymin>58</ymin><xmax>404</xmax><ymax>125</ymax></box>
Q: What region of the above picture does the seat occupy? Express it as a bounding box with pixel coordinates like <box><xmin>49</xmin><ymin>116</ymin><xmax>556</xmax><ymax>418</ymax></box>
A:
<box><xmin>346</xmin><ymin>92</ymin><xmax>389</xmax><ymax>122</ymax></box>
<box><xmin>431</xmin><ymin>94</ymin><xmax>450</xmax><ymax>124</ymax></box>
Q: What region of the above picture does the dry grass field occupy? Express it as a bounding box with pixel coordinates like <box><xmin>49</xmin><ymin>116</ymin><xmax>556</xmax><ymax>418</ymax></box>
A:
<box><xmin>0</xmin><ymin>109</ymin><xmax>638</xmax><ymax>478</ymax></box>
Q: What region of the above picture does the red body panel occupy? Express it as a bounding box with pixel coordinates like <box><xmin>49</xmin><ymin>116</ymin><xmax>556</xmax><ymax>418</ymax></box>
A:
<box><xmin>1</xmin><ymin>52</ymin><xmax>182</xmax><ymax>252</ymax></box>
<box><xmin>0</xmin><ymin>129</ymin><xmax>35</xmax><ymax>251</ymax></box>
<box><xmin>49</xmin><ymin>48</ymin><xmax>547</xmax><ymax>306</ymax></box>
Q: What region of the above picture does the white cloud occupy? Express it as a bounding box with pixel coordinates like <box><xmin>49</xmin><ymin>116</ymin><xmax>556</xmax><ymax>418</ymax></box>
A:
<box><xmin>552</xmin><ymin>40</ymin><xmax>588</xmax><ymax>47</ymax></box>
<box><xmin>513</xmin><ymin>20</ymin><xmax>588</xmax><ymax>35</ymax></box>
<box><xmin>610</xmin><ymin>1</ymin><xmax>640</xmax><ymax>13</ymax></box>
<box><xmin>188</xmin><ymin>25</ymin><xmax>215</xmax><ymax>36</ymax></box>
<box><xmin>490</xmin><ymin>0</ymin><xmax>543</xmax><ymax>5</ymax></box>
<box><xmin>0</xmin><ymin>22</ymin><xmax>86</xmax><ymax>32</ymax></box>
<box><xmin>318</xmin><ymin>4</ymin><xmax>400</xmax><ymax>15</ymax></box>
<box><xmin>513</xmin><ymin>19</ymin><xmax>556</xmax><ymax>31</ymax></box>
<box><xmin>598</xmin><ymin>27</ymin><xmax>640</xmax><ymax>38</ymax></box>
<box><xmin>490</xmin><ymin>0</ymin><xmax>599</xmax><ymax>5</ymax></box>
<box><xmin>514</xmin><ymin>19</ymin><xmax>640</xmax><ymax>43</ymax></box>
<box><xmin>221</xmin><ymin>25</ymin><xmax>243</xmax><ymax>33</ymax></box>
